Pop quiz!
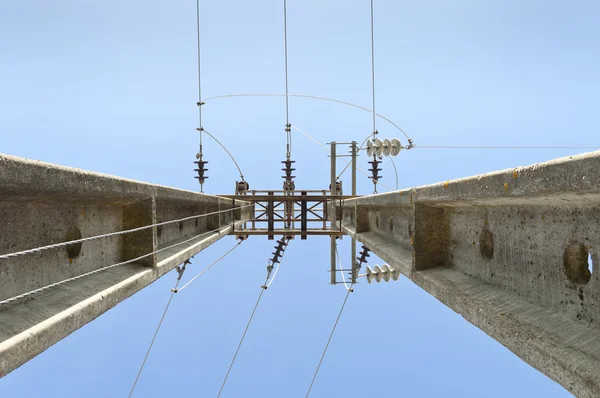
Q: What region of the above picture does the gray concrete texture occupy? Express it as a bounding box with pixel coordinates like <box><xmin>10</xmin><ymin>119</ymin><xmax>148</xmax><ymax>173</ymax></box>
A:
<box><xmin>336</xmin><ymin>151</ymin><xmax>600</xmax><ymax>397</ymax></box>
<box><xmin>0</xmin><ymin>154</ymin><xmax>252</xmax><ymax>378</ymax></box>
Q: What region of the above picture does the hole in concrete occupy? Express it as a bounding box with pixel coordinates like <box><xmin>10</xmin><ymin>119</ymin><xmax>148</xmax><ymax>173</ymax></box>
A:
<box><xmin>389</xmin><ymin>219</ymin><xmax>394</xmax><ymax>232</ymax></box>
<box><xmin>178</xmin><ymin>221</ymin><xmax>184</xmax><ymax>232</ymax></box>
<box><xmin>563</xmin><ymin>243</ymin><xmax>592</xmax><ymax>284</ymax></box>
<box><xmin>65</xmin><ymin>227</ymin><xmax>82</xmax><ymax>259</ymax></box>
<box><xmin>156</xmin><ymin>225</ymin><xmax>163</xmax><ymax>238</ymax></box>
<box><xmin>589</xmin><ymin>252</ymin><xmax>594</xmax><ymax>275</ymax></box>
<box><xmin>375</xmin><ymin>213</ymin><xmax>380</xmax><ymax>228</ymax></box>
<box><xmin>195</xmin><ymin>218</ymin><xmax>199</xmax><ymax>228</ymax></box>
<box><xmin>479</xmin><ymin>229</ymin><xmax>494</xmax><ymax>260</ymax></box>
<box><xmin>408</xmin><ymin>223</ymin><xmax>413</xmax><ymax>237</ymax></box>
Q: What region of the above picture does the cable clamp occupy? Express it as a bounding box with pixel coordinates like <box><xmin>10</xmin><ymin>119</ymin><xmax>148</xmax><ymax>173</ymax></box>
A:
<box><xmin>285</xmin><ymin>123</ymin><xmax>291</xmax><ymax>133</ymax></box>
<box><xmin>176</xmin><ymin>258</ymin><xmax>192</xmax><ymax>281</ymax></box>
<box><xmin>196</xmin><ymin>101</ymin><xmax>205</xmax><ymax>106</ymax></box>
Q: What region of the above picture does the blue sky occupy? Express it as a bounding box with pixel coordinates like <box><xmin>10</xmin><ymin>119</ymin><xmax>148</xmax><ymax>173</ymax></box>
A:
<box><xmin>2</xmin><ymin>0</ymin><xmax>599</xmax><ymax>396</ymax></box>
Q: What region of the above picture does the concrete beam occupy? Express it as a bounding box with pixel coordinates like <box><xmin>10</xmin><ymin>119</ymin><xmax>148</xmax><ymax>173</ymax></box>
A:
<box><xmin>0</xmin><ymin>154</ymin><xmax>252</xmax><ymax>378</ymax></box>
<box><xmin>336</xmin><ymin>151</ymin><xmax>600</xmax><ymax>398</ymax></box>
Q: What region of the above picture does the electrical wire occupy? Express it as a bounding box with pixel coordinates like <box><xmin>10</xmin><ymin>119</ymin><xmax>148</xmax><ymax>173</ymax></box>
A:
<box><xmin>283</xmin><ymin>0</ymin><xmax>290</xmax><ymax>127</ymax></box>
<box><xmin>217</xmin><ymin>281</ymin><xmax>268</xmax><ymax>398</ymax></box>
<box><xmin>128</xmin><ymin>274</ymin><xmax>182</xmax><ymax>398</ymax></box>
<box><xmin>196</xmin><ymin>0</ymin><xmax>203</xmax><ymax>149</ymax></box>
<box><xmin>175</xmin><ymin>240</ymin><xmax>243</xmax><ymax>293</ymax></box>
<box><xmin>283</xmin><ymin>0</ymin><xmax>293</xmax><ymax>159</ymax></box>
<box><xmin>370</xmin><ymin>0</ymin><xmax>376</xmax><ymax>136</ymax></box>
<box><xmin>201</xmin><ymin>93</ymin><xmax>411</xmax><ymax>141</ymax></box>
<box><xmin>265</xmin><ymin>261</ymin><xmax>281</xmax><ymax>289</ymax></box>
<box><xmin>0</xmin><ymin>205</ymin><xmax>251</xmax><ymax>260</ymax></box>
<box><xmin>389</xmin><ymin>156</ymin><xmax>399</xmax><ymax>190</ymax></box>
<box><xmin>0</xmin><ymin>225</ymin><xmax>233</xmax><ymax>306</ymax></box>
<box><xmin>202</xmin><ymin>128</ymin><xmax>246</xmax><ymax>181</ymax></box>
<box><xmin>305</xmin><ymin>288</ymin><xmax>353</xmax><ymax>397</ymax></box>
<box><xmin>416</xmin><ymin>145</ymin><xmax>600</xmax><ymax>149</ymax></box>
<box><xmin>335</xmin><ymin>244</ymin><xmax>351</xmax><ymax>291</ymax></box>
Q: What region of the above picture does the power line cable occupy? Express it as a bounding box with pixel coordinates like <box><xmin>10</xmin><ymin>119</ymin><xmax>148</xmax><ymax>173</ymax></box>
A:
<box><xmin>283</xmin><ymin>0</ymin><xmax>292</xmax><ymax>159</ymax></box>
<box><xmin>305</xmin><ymin>288</ymin><xmax>353</xmax><ymax>397</ymax></box>
<box><xmin>416</xmin><ymin>145</ymin><xmax>600</xmax><ymax>149</ymax></box>
<box><xmin>0</xmin><ymin>225</ymin><xmax>234</xmax><ymax>306</ymax></box>
<box><xmin>370</xmin><ymin>0</ymin><xmax>376</xmax><ymax>137</ymax></box>
<box><xmin>174</xmin><ymin>240</ymin><xmax>243</xmax><ymax>293</ymax></box>
<box><xmin>201</xmin><ymin>128</ymin><xmax>246</xmax><ymax>181</ymax></box>
<box><xmin>128</xmin><ymin>268</ymin><xmax>185</xmax><ymax>398</ymax></box>
<box><xmin>335</xmin><ymin>244</ymin><xmax>351</xmax><ymax>291</ymax></box>
<box><xmin>196</xmin><ymin>0</ymin><xmax>203</xmax><ymax>149</ymax></box>
<box><xmin>201</xmin><ymin>93</ymin><xmax>411</xmax><ymax>141</ymax></box>
<box><xmin>0</xmin><ymin>205</ymin><xmax>251</xmax><ymax>260</ymax></box>
<box><xmin>217</xmin><ymin>281</ymin><xmax>268</xmax><ymax>398</ymax></box>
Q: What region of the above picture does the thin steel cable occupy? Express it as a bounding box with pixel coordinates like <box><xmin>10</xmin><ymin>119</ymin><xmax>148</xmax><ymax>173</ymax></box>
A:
<box><xmin>370</xmin><ymin>0</ymin><xmax>376</xmax><ymax>135</ymax></box>
<box><xmin>291</xmin><ymin>125</ymin><xmax>394</xmax><ymax>191</ymax></box>
<box><xmin>265</xmin><ymin>261</ymin><xmax>281</xmax><ymax>289</ymax></box>
<box><xmin>202</xmin><ymin>128</ymin><xmax>245</xmax><ymax>181</ymax></box>
<box><xmin>0</xmin><ymin>205</ymin><xmax>251</xmax><ymax>260</ymax></box>
<box><xmin>196</xmin><ymin>0</ymin><xmax>203</xmax><ymax>148</ymax></box>
<box><xmin>0</xmin><ymin>226</ymin><xmax>230</xmax><ymax>306</ymax></box>
<box><xmin>389</xmin><ymin>156</ymin><xmax>399</xmax><ymax>190</ymax></box>
<box><xmin>201</xmin><ymin>93</ymin><xmax>411</xmax><ymax>140</ymax></box>
<box><xmin>335</xmin><ymin>244</ymin><xmax>351</xmax><ymax>291</ymax></box>
<box><xmin>217</xmin><ymin>283</ymin><xmax>267</xmax><ymax>398</ymax></box>
<box><xmin>416</xmin><ymin>145</ymin><xmax>600</xmax><ymax>149</ymax></box>
<box><xmin>283</xmin><ymin>0</ymin><xmax>290</xmax><ymax>126</ymax></box>
<box><xmin>128</xmin><ymin>276</ymin><xmax>181</xmax><ymax>398</ymax></box>
<box><xmin>305</xmin><ymin>288</ymin><xmax>353</xmax><ymax>397</ymax></box>
<box><xmin>175</xmin><ymin>240</ymin><xmax>243</xmax><ymax>292</ymax></box>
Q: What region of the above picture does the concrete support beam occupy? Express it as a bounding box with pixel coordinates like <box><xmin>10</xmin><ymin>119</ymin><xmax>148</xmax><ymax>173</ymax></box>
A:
<box><xmin>0</xmin><ymin>154</ymin><xmax>252</xmax><ymax>378</ymax></box>
<box><xmin>336</xmin><ymin>151</ymin><xmax>600</xmax><ymax>398</ymax></box>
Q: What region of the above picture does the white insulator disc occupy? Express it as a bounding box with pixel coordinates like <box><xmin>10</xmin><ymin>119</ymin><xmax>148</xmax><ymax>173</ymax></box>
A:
<box><xmin>382</xmin><ymin>264</ymin><xmax>392</xmax><ymax>282</ymax></box>
<box><xmin>366</xmin><ymin>265</ymin><xmax>374</xmax><ymax>284</ymax></box>
<box><xmin>374</xmin><ymin>139</ymin><xmax>383</xmax><ymax>157</ymax></box>
<box><xmin>390</xmin><ymin>139</ymin><xmax>402</xmax><ymax>156</ymax></box>
<box><xmin>391</xmin><ymin>268</ymin><xmax>400</xmax><ymax>281</ymax></box>
<box><xmin>382</xmin><ymin>139</ymin><xmax>391</xmax><ymax>157</ymax></box>
<box><xmin>374</xmin><ymin>265</ymin><xmax>383</xmax><ymax>283</ymax></box>
<box><xmin>366</xmin><ymin>140</ymin><xmax>374</xmax><ymax>157</ymax></box>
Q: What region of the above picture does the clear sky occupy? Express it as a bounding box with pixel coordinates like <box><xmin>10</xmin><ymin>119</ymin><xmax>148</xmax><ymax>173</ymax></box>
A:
<box><xmin>1</xmin><ymin>0</ymin><xmax>599</xmax><ymax>397</ymax></box>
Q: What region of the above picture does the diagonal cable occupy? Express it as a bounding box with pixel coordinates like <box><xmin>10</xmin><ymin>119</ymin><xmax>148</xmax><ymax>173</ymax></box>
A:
<box><xmin>128</xmin><ymin>276</ymin><xmax>181</xmax><ymax>398</ymax></box>
<box><xmin>175</xmin><ymin>240</ymin><xmax>243</xmax><ymax>293</ymax></box>
<box><xmin>217</xmin><ymin>282</ymin><xmax>268</xmax><ymax>398</ymax></box>
<box><xmin>0</xmin><ymin>205</ymin><xmax>251</xmax><ymax>260</ymax></box>
<box><xmin>305</xmin><ymin>288</ymin><xmax>353</xmax><ymax>397</ymax></box>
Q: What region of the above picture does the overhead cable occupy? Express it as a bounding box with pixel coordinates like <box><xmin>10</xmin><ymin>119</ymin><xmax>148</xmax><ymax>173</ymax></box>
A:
<box><xmin>0</xmin><ymin>205</ymin><xmax>251</xmax><ymax>260</ymax></box>
<box><xmin>217</xmin><ymin>280</ymin><xmax>268</xmax><ymax>398</ymax></box>
<box><xmin>174</xmin><ymin>239</ymin><xmax>244</xmax><ymax>293</ymax></box>
<box><xmin>201</xmin><ymin>93</ymin><xmax>411</xmax><ymax>141</ymax></box>
<box><xmin>305</xmin><ymin>288</ymin><xmax>353</xmax><ymax>397</ymax></box>
<box><xmin>201</xmin><ymin>128</ymin><xmax>246</xmax><ymax>182</ymax></box>
<box><xmin>416</xmin><ymin>145</ymin><xmax>600</xmax><ymax>149</ymax></box>
<box><xmin>0</xmin><ymin>225</ymin><xmax>233</xmax><ymax>306</ymax></box>
<box><xmin>128</xmin><ymin>263</ymin><xmax>188</xmax><ymax>398</ymax></box>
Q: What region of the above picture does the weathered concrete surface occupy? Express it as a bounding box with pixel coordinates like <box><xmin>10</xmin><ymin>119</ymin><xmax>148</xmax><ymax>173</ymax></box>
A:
<box><xmin>0</xmin><ymin>154</ymin><xmax>252</xmax><ymax>378</ymax></box>
<box><xmin>336</xmin><ymin>151</ymin><xmax>600</xmax><ymax>398</ymax></box>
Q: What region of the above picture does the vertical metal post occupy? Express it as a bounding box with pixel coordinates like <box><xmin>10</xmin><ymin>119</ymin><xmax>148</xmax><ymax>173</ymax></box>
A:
<box><xmin>267</xmin><ymin>191</ymin><xmax>274</xmax><ymax>240</ymax></box>
<box><xmin>351</xmin><ymin>141</ymin><xmax>357</xmax><ymax>283</ymax></box>
<box><xmin>301</xmin><ymin>191</ymin><xmax>307</xmax><ymax>240</ymax></box>
<box><xmin>330</xmin><ymin>142</ymin><xmax>337</xmax><ymax>284</ymax></box>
